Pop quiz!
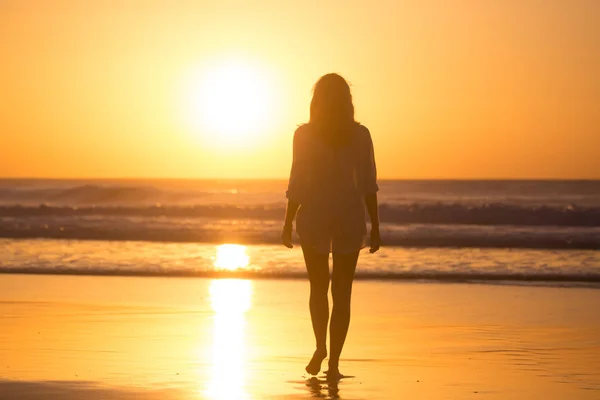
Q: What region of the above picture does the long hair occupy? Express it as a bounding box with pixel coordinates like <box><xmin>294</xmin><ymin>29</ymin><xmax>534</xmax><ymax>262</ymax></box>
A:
<box><xmin>309</xmin><ymin>73</ymin><xmax>356</xmax><ymax>145</ymax></box>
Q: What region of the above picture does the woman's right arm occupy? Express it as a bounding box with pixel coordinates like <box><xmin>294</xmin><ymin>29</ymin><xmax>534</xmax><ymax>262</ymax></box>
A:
<box><xmin>282</xmin><ymin>199</ymin><xmax>299</xmax><ymax>248</ymax></box>
<box><xmin>282</xmin><ymin>127</ymin><xmax>306</xmax><ymax>248</ymax></box>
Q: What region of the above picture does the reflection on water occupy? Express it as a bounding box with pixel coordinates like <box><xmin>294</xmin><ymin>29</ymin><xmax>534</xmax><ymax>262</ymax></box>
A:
<box><xmin>306</xmin><ymin>377</ymin><xmax>340</xmax><ymax>400</ymax></box>
<box><xmin>213</xmin><ymin>244</ymin><xmax>250</xmax><ymax>271</ymax></box>
<box><xmin>204</xmin><ymin>244</ymin><xmax>253</xmax><ymax>399</ymax></box>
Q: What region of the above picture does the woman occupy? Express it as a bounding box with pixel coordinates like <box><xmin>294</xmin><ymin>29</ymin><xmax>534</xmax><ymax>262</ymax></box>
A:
<box><xmin>282</xmin><ymin>73</ymin><xmax>381</xmax><ymax>379</ymax></box>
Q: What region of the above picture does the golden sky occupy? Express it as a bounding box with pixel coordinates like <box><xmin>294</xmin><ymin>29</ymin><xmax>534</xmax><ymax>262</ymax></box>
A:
<box><xmin>1</xmin><ymin>0</ymin><xmax>599</xmax><ymax>179</ymax></box>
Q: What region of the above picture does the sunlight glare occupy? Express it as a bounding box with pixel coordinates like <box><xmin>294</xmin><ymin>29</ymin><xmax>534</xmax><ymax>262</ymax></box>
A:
<box><xmin>205</xmin><ymin>279</ymin><xmax>253</xmax><ymax>399</ymax></box>
<box><xmin>213</xmin><ymin>244</ymin><xmax>250</xmax><ymax>271</ymax></box>
<box><xmin>185</xmin><ymin>57</ymin><xmax>276</xmax><ymax>147</ymax></box>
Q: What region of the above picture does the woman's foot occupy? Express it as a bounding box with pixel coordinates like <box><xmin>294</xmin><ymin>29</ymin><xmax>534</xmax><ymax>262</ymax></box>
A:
<box><xmin>305</xmin><ymin>349</ymin><xmax>327</xmax><ymax>375</ymax></box>
<box><xmin>324</xmin><ymin>366</ymin><xmax>343</xmax><ymax>381</ymax></box>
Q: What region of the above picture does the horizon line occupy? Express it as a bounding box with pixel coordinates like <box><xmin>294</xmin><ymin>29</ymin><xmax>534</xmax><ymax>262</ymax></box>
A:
<box><xmin>0</xmin><ymin>177</ymin><xmax>599</xmax><ymax>182</ymax></box>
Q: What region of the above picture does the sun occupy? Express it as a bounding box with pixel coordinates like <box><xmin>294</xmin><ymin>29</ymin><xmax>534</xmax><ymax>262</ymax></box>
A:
<box><xmin>184</xmin><ymin>57</ymin><xmax>275</xmax><ymax>147</ymax></box>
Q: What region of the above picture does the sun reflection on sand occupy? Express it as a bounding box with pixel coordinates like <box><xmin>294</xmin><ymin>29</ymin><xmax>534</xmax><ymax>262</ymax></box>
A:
<box><xmin>204</xmin><ymin>247</ymin><xmax>253</xmax><ymax>399</ymax></box>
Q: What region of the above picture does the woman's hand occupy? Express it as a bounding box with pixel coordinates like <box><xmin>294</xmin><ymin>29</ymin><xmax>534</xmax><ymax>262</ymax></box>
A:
<box><xmin>369</xmin><ymin>227</ymin><xmax>381</xmax><ymax>253</ymax></box>
<box><xmin>365</xmin><ymin>193</ymin><xmax>381</xmax><ymax>253</ymax></box>
<box><xmin>282</xmin><ymin>200</ymin><xmax>299</xmax><ymax>249</ymax></box>
<box><xmin>281</xmin><ymin>225</ymin><xmax>294</xmax><ymax>249</ymax></box>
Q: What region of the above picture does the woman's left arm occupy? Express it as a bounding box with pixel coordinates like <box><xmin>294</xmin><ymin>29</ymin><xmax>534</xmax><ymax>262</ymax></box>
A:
<box><xmin>364</xmin><ymin>127</ymin><xmax>381</xmax><ymax>253</ymax></box>
<box><xmin>365</xmin><ymin>193</ymin><xmax>381</xmax><ymax>253</ymax></box>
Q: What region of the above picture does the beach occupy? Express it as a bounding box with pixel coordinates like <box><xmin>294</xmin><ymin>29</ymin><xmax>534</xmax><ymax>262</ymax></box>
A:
<box><xmin>1</xmin><ymin>273</ymin><xmax>599</xmax><ymax>399</ymax></box>
<box><xmin>1</xmin><ymin>179</ymin><xmax>599</xmax><ymax>398</ymax></box>
<box><xmin>4</xmin><ymin>0</ymin><xmax>600</xmax><ymax>396</ymax></box>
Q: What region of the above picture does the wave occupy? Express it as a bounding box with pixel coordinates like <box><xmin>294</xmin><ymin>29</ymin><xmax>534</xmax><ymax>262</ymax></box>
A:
<box><xmin>1</xmin><ymin>218</ymin><xmax>598</xmax><ymax>249</ymax></box>
<box><xmin>1</xmin><ymin>202</ymin><xmax>599</xmax><ymax>227</ymax></box>
<box><xmin>2</xmin><ymin>238</ymin><xmax>598</xmax><ymax>287</ymax></box>
<box><xmin>1</xmin><ymin>266</ymin><xmax>599</xmax><ymax>286</ymax></box>
<box><xmin>48</xmin><ymin>184</ymin><xmax>163</xmax><ymax>203</ymax></box>
<box><xmin>0</xmin><ymin>184</ymin><xmax>199</xmax><ymax>205</ymax></box>
<box><xmin>2</xmin><ymin>182</ymin><xmax>599</xmax><ymax>249</ymax></box>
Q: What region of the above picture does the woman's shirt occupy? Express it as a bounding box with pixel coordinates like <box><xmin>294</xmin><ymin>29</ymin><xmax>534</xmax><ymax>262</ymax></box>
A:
<box><xmin>286</xmin><ymin>123</ymin><xmax>378</xmax><ymax>253</ymax></box>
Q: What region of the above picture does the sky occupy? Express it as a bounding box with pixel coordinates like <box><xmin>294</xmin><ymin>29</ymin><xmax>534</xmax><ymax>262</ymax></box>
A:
<box><xmin>1</xmin><ymin>0</ymin><xmax>599</xmax><ymax>179</ymax></box>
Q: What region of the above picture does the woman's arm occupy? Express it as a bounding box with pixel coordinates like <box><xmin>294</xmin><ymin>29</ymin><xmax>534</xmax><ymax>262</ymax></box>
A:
<box><xmin>365</xmin><ymin>193</ymin><xmax>381</xmax><ymax>253</ymax></box>
<box><xmin>282</xmin><ymin>127</ymin><xmax>305</xmax><ymax>248</ymax></box>
<box><xmin>281</xmin><ymin>199</ymin><xmax>300</xmax><ymax>248</ymax></box>
<box><xmin>363</xmin><ymin>127</ymin><xmax>381</xmax><ymax>253</ymax></box>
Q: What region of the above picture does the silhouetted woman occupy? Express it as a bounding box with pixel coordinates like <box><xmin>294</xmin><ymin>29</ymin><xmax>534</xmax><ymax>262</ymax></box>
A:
<box><xmin>282</xmin><ymin>73</ymin><xmax>381</xmax><ymax>379</ymax></box>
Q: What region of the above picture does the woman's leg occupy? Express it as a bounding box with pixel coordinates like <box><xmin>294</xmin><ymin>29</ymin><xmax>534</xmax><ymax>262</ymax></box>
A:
<box><xmin>301</xmin><ymin>245</ymin><xmax>330</xmax><ymax>375</ymax></box>
<box><xmin>328</xmin><ymin>251</ymin><xmax>359</xmax><ymax>376</ymax></box>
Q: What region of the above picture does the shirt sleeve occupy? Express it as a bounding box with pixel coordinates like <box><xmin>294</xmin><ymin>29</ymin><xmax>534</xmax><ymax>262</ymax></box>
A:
<box><xmin>363</xmin><ymin>127</ymin><xmax>379</xmax><ymax>194</ymax></box>
<box><xmin>286</xmin><ymin>127</ymin><xmax>307</xmax><ymax>203</ymax></box>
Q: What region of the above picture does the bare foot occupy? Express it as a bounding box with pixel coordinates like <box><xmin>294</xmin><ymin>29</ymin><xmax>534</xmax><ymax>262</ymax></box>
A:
<box><xmin>305</xmin><ymin>349</ymin><xmax>327</xmax><ymax>375</ymax></box>
<box><xmin>325</xmin><ymin>366</ymin><xmax>343</xmax><ymax>381</ymax></box>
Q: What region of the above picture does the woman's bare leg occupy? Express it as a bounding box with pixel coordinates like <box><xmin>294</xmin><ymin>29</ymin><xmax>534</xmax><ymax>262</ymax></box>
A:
<box><xmin>302</xmin><ymin>245</ymin><xmax>330</xmax><ymax>375</ymax></box>
<box><xmin>328</xmin><ymin>251</ymin><xmax>359</xmax><ymax>377</ymax></box>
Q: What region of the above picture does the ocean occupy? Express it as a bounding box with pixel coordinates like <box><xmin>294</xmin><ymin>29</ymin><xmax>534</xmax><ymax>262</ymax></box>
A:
<box><xmin>1</xmin><ymin>179</ymin><xmax>599</xmax><ymax>286</ymax></box>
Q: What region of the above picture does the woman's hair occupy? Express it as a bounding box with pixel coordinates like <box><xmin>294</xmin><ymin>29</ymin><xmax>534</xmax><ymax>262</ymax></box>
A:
<box><xmin>309</xmin><ymin>73</ymin><xmax>356</xmax><ymax>144</ymax></box>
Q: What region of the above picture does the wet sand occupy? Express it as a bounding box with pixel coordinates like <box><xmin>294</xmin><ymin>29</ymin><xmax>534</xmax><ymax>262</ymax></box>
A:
<box><xmin>1</xmin><ymin>274</ymin><xmax>599</xmax><ymax>399</ymax></box>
